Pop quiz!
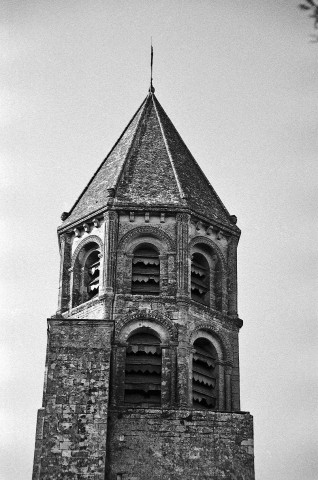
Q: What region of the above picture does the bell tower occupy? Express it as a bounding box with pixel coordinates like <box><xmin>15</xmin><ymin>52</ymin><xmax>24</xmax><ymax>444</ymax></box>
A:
<box><xmin>32</xmin><ymin>88</ymin><xmax>255</xmax><ymax>480</ymax></box>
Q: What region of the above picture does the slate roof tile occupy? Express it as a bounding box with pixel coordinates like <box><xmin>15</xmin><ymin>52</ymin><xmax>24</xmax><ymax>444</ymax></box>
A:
<box><xmin>60</xmin><ymin>92</ymin><xmax>235</xmax><ymax>229</ymax></box>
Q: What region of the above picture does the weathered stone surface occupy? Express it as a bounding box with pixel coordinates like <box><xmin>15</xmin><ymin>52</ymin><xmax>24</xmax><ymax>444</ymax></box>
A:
<box><xmin>59</xmin><ymin>93</ymin><xmax>239</xmax><ymax>232</ymax></box>
<box><xmin>33</xmin><ymin>90</ymin><xmax>254</xmax><ymax>479</ymax></box>
<box><xmin>106</xmin><ymin>408</ymin><xmax>254</xmax><ymax>480</ymax></box>
<box><xmin>32</xmin><ymin>320</ymin><xmax>113</xmax><ymax>479</ymax></box>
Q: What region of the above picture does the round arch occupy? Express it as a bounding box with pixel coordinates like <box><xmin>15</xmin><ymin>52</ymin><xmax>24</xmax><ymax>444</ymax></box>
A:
<box><xmin>118</xmin><ymin>226</ymin><xmax>175</xmax><ymax>255</ymax></box>
<box><xmin>71</xmin><ymin>235</ymin><xmax>103</xmax><ymax>307</ymax></box>
<box><xmin>115</xmin><ymin>310</ymin><xmax>177</xmax><ymax>344</ymax></box>
<box><xmin>188</xmin><ymin>322</ymin><xmax>233</xmax><ymax>365</ymax></box>
<box><xmin>189</xmin><ymin>236</ymin><xmax>227</xmax><ymax>271</ymax></box>
<box><xmin>71</xmin><ymin>234</ymin><xmax>103</xmax><ymax>266</ymax></box>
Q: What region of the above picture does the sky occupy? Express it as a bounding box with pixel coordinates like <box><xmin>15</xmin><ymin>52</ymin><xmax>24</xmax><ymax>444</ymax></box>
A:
<box><xmin>1</xmin><ymin>1</ymin><xmax>317</xmax><ymax>479</ymax></box>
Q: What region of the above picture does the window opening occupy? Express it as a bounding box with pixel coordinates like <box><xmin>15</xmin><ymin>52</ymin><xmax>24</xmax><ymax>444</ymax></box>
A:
<box><xmin>125</xmin><ymin>331</ymin><xmax>161</xmax><ymax>405</ymax></box>
<box><xmin>191</xmin><ymin>253</ymin><xmax>210</xmax><ymax>305</ymax></box>
<box><xmin>192</xmin><ymin>338</ymin><xmax>217</xmax><ymax>409</ymax></box>
<box><xmin>72</xmin><ymin>242</ymin><xmax>100</xmax><ymax>308</ymax></box>
<box><xmin>85</xmin><ymin>250</ymin><xmax>100</xmax><ymax>300</ymax></box>
<box><xmin>132</xmin><ymin>245</ymin><xmax>160</xmax><ymax>295</ymax></box>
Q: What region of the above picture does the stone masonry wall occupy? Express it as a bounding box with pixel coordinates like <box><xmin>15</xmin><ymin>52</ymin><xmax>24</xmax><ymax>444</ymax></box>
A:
<box><xmin>106</xmin><ymin>408</ymin><xmax>254</xmax><ymax>480</ymax></box>
<box><xmin>32</xmin><ymin>319</ymin><xmax>113</xmax><ymax>480</ymax></box>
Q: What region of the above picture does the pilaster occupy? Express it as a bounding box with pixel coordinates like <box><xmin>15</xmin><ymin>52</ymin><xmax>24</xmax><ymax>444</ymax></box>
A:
<box><xmin>57</xmin><ymin>233</ymin><xmax>72</xmax><ymax>313</ymax></box>
<box><xmin>176</xmin><ymin>324</ymin><xmax>189</xmax><ymax>406</ymax></box>
<box><xmin>227</xmin><ymin>235</ymin><xmax>239</xmax><ymax>316</ymax></box>
<box><xmin>102</xmin><ymin>210</ymin><xmax>119</xmax><ymax>320</ymax></box>
<box><xmin>176</xmin><ymin>213</ymin><xmax>190</xmax><ymax>297</ymax></box>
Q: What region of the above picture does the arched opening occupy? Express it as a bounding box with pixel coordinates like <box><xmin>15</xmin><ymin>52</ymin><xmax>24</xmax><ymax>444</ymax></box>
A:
<box><xmin>131</xmin><ymin>244</ymin><xmax>160</xmax><ymax>295</ymax></box>
<box><xmin>190</xmin><ymin>243</ymin><xmax>223</xmax><ymax>311</ymax></box>
<box><xmin>85</xmin><ymin>250</ymin><xmax>100</xmax><ymax>300</ymax></box>
<box><xmin>191</xmin><ymin>252</ymin><xmax>210</xmax><ymax>306</ymax></box>
<box><xmin>192</xmin><ymin>338</ymin><xmax>218</xmax><ymax>409</ymax></box>
<box><xmin>72</xmin><ymin>241</ymin><xmax>101</xmax><ymax>307</ymax></box>
<box><xmin>124</xmin><ymin>329</ymin><xmax>161</xmax><ymax>405</ymax></box>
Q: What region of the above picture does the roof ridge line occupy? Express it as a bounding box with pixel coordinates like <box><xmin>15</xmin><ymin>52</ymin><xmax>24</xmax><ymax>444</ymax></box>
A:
<box><xmin>113</xmin><ymin>94</ymin><xmax>152</xmax><ymax>193</ymax></box>
<box><xmin>153</xmin><ymin>96</ymin><xmax>232</xmax><ymax>220</ymax></box>
<box><xmin>64</xmin><ymin>95</ymin><xmax>149</xmax><ymax>221</ymax></box>
<box><xmin>152</xmin><ymin>95</ymin><xmax>186</xmax><ymax>202</ymax></box>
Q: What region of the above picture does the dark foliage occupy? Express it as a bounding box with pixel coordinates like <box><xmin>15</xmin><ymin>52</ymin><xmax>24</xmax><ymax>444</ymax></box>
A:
<box><xmin>299</xmin><ymin>0</ymin><xmax>318</xmax><ymax>42</ymax></box>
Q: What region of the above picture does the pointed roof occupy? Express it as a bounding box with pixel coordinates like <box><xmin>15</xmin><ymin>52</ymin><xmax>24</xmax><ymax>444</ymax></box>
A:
<box><xmin>60</xmin><ymin>92</ymin><xmax>236</xmax><ymax>230</ymax></box>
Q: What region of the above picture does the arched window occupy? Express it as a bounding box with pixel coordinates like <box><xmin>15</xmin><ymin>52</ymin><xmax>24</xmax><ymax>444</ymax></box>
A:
<box><xmin>131</xmin><ymin>244</ymin><xmax>160</xmax><ymax>295</ymax></box>
<box><xmin>191</xmin><ymin>252</ymin><xmax>210</xmax><ymax>306</ymax></box>
<box><xmin>192</xmin><ymin>338</ymin><xmax>218</xmax><ymax>409</ymax></box>
<box><xmin>85</xmin><ymin>250</ymin><xmax>100</xmax><ymax>300</ymax></box>
<box><xmin>124</xmin><ymin>330</ymin><xmax>161</xmax><ymax>405</ymax></box>
<box><xmin>190</xmin><ymin>244</ymin><xmax>223</xmax><ymax>311</ymax></box>
<box><xmin>72</xmin><ymin>242</ymin><xmax>101</xmax><ymax>307</ymax></box>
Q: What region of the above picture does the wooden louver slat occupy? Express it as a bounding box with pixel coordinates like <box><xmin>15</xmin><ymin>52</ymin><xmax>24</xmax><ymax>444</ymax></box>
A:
<box><xmin>125</xmin><ymin>332</ymin><xmax>162</xmax><ymax>406</ymax></box>
<box><xmin>192</xmin><ymin>338</ymin><xmax>217</xmax><ymax>410</ymax></box>
<box><xmin>132</xmin><ymin>246</ymin><xmax>160</xmax><ymax>295</ymax></box>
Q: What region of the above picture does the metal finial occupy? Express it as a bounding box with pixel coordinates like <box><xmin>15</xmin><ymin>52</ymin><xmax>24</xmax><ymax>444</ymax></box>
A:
<box><xmin>149</xmin><ymin>39</ymin><xmax>155</xmax><ymax>93</ymax></box>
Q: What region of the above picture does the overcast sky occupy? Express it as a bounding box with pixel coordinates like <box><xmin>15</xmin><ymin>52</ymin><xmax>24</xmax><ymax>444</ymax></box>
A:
<box><xmin>1</xmin><ymin>1</ymin><xmax>317</xmax><ymax>479</ymax></box>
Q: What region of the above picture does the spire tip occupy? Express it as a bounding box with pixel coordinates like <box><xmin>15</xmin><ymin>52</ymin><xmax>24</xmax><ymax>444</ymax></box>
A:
<box><xmin>149</xmin><ymin>40</ymin><xmax>155</xmax><ymax>93</ymax></box>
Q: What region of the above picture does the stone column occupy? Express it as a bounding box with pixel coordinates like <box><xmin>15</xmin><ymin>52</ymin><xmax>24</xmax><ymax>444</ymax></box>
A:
<box><xmin>103</xmin><ymin>210</ymin><xmax>119</xmax><ymax>294</ymax></box>
<box><xmin>159</xmin><ymin>254</ymin><xmax>168</xmax><ymax>295</ymax></box>
<box><xmin>97</xmin><ymin>251</ymin><xmax>104</xmax><ymax>295</ymax></box>
<box><xmin>231</xmin><ymin>332</ymin><xmax>241</xmax><ymax>411</ymax></box>
<box><xmin>169</xmin><ymin>344</ymin><xmax>177</xmax><ymax>406</ymax></box>
<box><xmin>176</xmin><ymin>325</ymin><xmax>189</xmax><ymax>406</ymax></box>
<box><xmin>225</xmin><ymin>366</ymin><xmax>232</xmax><ymax>412</ymax></box>
<box><xmin>188</xmin><ymin>348</ymin><xmax>194</xmax><ymax>406</ymax></box>
<box><xmin>167</xmin><ymin>253</ymin><xmax>176</xmax><ymax>296</ymax></box>
<box><xmin>124</xmin><ymin>254</ymin><xmax>133</xmax><ymax>294</ymax></box>
<box><xmin>227</xmin><ymin>235</ymin><xmax>239</xmax><ymax>316</ymax></box>
<box><xmin>68</xmin><ymin>266</ymin><xmax>74</xmax><ymax>310</ymax></box>
<box><xmin>161</xmin><ymin>346</ymin><xmax>171</xmax><ymax>407</ymax></box>
<box><xmin>57</xmin><ymin>233</ymin><xmax>72</xmax><ymax>313</ymax></box>
<box><xmin>218</xmin><ymin>363</ymin><xmax>225</xmax><ymax>411</ymax></box>
<box><xmin>209</xmin><ymin>266</ymin><xmax>216</xmax><ymax>309</ymax></box>
<box><xmin>176</xmin><ymin>213</ymin><xmax>190</xmax><ymax>298</ymax></box>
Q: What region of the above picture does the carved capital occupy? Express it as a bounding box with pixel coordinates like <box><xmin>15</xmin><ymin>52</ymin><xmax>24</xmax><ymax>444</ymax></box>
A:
<box><xmin>176</xmin><ymin>212</ymin><xmax>190</xmax><ymax>223</ymax></box>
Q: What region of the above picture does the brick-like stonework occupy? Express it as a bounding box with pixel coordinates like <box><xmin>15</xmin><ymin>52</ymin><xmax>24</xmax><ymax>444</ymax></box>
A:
<box><xmin>106</xmin><ymin>408</ymin><xmax>254</xmax><ymax>480</ymax></box>
<box><xmin>58</xmin><ymin>93</ymin><xmax>240</xmax><ymax>233</ymax></box>
<box><xmin>33</xmin><ymin>90</ymin><xmax>255</xmax><ymax>479</ymax></box>
<box><xmin>33</xmin><ymin>320</ymin><xmax>113</xmax><ymax>480</ymax></box>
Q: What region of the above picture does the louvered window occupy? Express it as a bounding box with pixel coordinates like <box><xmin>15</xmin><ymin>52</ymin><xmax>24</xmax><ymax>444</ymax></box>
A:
<box><xmin>72</xmin><ymin>243</ymin><xmax>101</xmax><ymax>308</ymax></box>
<box><xmin>192</xmin><ymin>338</ymin><xmax>217</xmax><ymax>409</ymax></box>
<box><xmin>132</xmin><ymin>245</ymin><xmax>160</xmax><ymax>295</ymax></box>
<box><xmin>85</xmin><ymin>250</ymin><xmax>100</xmax><ymax>300</ymax></box>
<box><xmin>125</xmin><ymin>331</ymin><xmax>161</xmax><ymax>405</ymax></box>
<box><xmin>191</xmin><ymin>253</ymin><xmax>210</xmax><ymax>306</ymax></box>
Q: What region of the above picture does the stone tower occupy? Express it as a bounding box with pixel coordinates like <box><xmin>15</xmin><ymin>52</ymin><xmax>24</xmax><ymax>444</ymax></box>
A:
<box><xmin>32</xmin><ymin>88</ymin><xmax>255</xmax><ymax>479</ymax></box>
